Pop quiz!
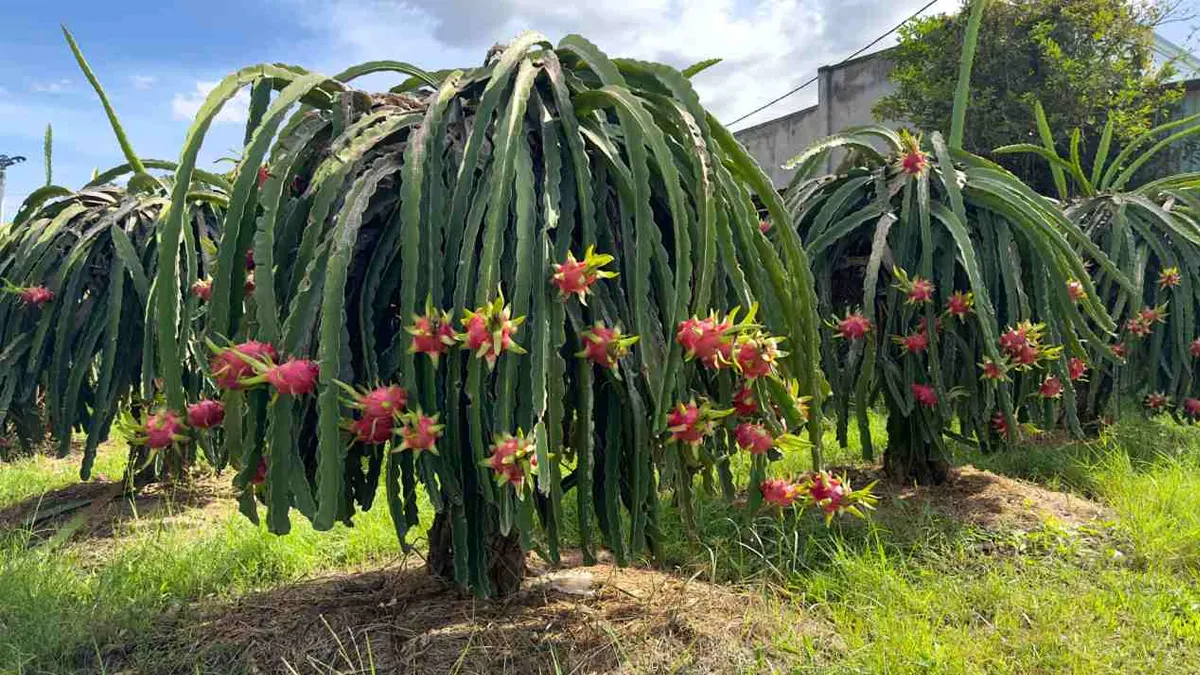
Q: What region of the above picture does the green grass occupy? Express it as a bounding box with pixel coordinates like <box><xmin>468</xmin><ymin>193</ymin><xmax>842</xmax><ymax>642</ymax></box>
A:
<box><xmin>3</xmin><ymin>417</ymin><xmax>1200</xmax><ymax>673</ymax></box>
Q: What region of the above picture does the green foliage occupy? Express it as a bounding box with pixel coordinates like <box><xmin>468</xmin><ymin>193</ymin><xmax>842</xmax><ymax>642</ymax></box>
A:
<box><xmin>152</xmin><ymin>34</ymin><xmax>826</xmax><ymax>597</ymax></box>
<box><xmin>785</xmin><ymin>126</ymin><xmax>1126</xmax><ymax>480</ymax></box>
<box><xmin>875</xmin><ymin>0</ymin><xmax>1183</xmax><ymax>192</ymax></box>
<box><xmin>998</xmin><ymin>108</ymin><xmax>1200</xmax><ymax>419</ymax></box>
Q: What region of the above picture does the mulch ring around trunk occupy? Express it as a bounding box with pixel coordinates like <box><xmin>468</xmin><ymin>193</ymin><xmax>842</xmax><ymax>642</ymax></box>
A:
<box><xmin>113</xmin><ymin>557</ymin><xmax>835</xmax><ymax>675</ymax></box>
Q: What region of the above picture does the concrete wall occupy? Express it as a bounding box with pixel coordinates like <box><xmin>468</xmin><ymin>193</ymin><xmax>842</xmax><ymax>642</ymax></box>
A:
<box><xmin>735</xmin><ymin>49</ymin><xmax>897</xmax><ymax>187</ymax></box>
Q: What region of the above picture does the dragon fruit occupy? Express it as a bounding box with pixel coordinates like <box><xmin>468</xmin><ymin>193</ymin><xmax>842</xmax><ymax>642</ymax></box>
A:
<box><xmin>245</xmin><ymin>248</ymin><xmax>256</xmax><ymax>270</ymax></box>
<box><xmin>1111</xmin><ymin>342</ymin><xmax>1128</xmax><ymax>360</ymax></box>
<box><xmin>210</xmin><ymin>340</ymin><xmax>278</xmax><ymax>390</ymax></box>
<box><xmin>895</xmin><ymin>331</ymin><xmax>930</xmax><ymax>355</ymax></box>
<box><xmin>732</xmin><ymin>384</ymin><xmax>758</xmax><ymax>417</ymax></box>
<box><xmin>998</xmin><ymin>325</ymin><xmax>1029</xmax><ymax>355</ymax></box>
<box><xmin>733</xmin><ymin>333</ymin><xmax>784</xmax><ymax>379</ymax></box>
<box><xmin>352</xmin><ymin>414</ymin><xmax>394</xmax><ymax>445</ymax></box>
<box><xmin>408</xmin><ymin>309</ymin><xmax>457</xmax><ymax>366</ymax></box>
<box><xmin>1186</xmin><ymin>398</ymin><xmax>1200</xmax><ymax>420</ymax></box>
<box><xmin>251</xmin><ymin>457</ymin><xmax>268</xmax><ymax>485</ymax></box>
<box><xmin>17</xmin><ymin>285</ymin><xmax>54</xmax><ymax>307</ymax></box>
<box><xmin>264</xmin><ymin>359</ymin><xmax>320</xmax><ymax>396</ymax></box>
<box><xmin>1126</xmin><ymin>316</ymin><xmax>1152</xmax><ymax>338</ymax></box>
<box><xmin>836</xmin><ymin>312</ymin><xmax>872</xmax><ymax>341</ymax></box>
<box><xmin>907</xmin><ymin>277</ymin><xmax>935</xmax><ymax>304</ymax></box>
<box><xmin>735</xmin><ymin>423</ymin><xmax>773</xmax><ymax>455</ymax></box>
<box><xmin>946</xmin><ymin>291</ymin><xmax>973</xmax><ymax>318</ymax></box>
<box><xmin>550</xmin><ymin>246</ymin><xmax>617</xmax><ymax>304</ymax></box>
<box><xmin>990</xmin><ymin>411</ymin><xmax>1009</xmax><ymax>436</ymax></box>
<box><xmin>257</xmin><ymin>165</ymin><xmax>270</xmax><ymax>188</ymax></box>
<box><xmin>666</xmin><ymin>400</ymin><xmax>729</xmax><ymax>445</ymax></box>
<box><xmin>488</xmin><ymin>432</ymin><xmax>536</xmax><ymax>488</ymax></box>
<box><xmin>1159</xmin><ymin>266</ymin><xmax>1182</xmax><ymax>289</ymax></box>
<box><xmin>458</xmin><ymin>296</ymin><xmax>526</xmax><ymax>369</ymax></box>
<box><xmin>759</xmin><ymin>219</ymin><xmax>771</xmax><ymax>234</ymax></box>
<box><xmin>191</xmin><ymin>278</ymin><xmax>213</xmax><ymax>302</ymax></box>
<box><xmin>356</xmin><ymin>385</ymin><xmax>408</xmax><ymax>420</ymax></box>
<box><xmin>1066</xmin><ymin>279</ymin><xmax>1086</xmax><ymax>302</ymax></box>
<box><xmin>398</xmin><ymin>413</ymin><xmax>443</xmax><ymax>453</ymax></box>
<box><xmin>1145</xmin><ymin>392</ymin><xmax>1168</xmax><ymax>411</ymax></box>
<box><xmin>676</xmin><ymin>312</ymin><xmax>735</xmax><ymax>369</ymax></box>
<box><xmin>911</xmin><ymin>383</ymin><xmax>938</xmax><ymax>408</ymax></box>
<box><xmin>244</xmin><ymin>272</ymin><xmax>256</xmax><ymax>296</ymax></box>
<box><xmin>1191</xmin><ymin>338</ymin><xmax>1200</xmax><ymax>358</ymax></box>
<box><xmin>576</xmin><ymin>323</ymin><xmax>638</xmax><ymax>371</ymax></box>
<box><xmin>186</xmin><ymin>399</ymin><xmax>225</xmax><ymax>429</ymax></box>
<box><xmin>980</xmin><ymin>359</ymin><xmax>1007</xmax><ymax>382</ymax></box>
<box><xmin>1067</xmin><ymin>357</ymin><xmax>1088</xmax><ymax>381</ymax></box>
<box><xmin>1038</xmin><ymin>376</ymin><xmax>1063</xmax><ymax>399</ymax></box>
<box><xmin>144</xmin><ymin>410</ymin><xmax>185</xmax><ymax>450</ymax></box>
<box><xmin>760</xmin><ymin>478</ymin><xmax>799</xmax><ymax>508</ymax></box>
<box><xmin>897</xmin><ymin>130</ymin><xmax>927</xmax><ymax>176</ymax></box>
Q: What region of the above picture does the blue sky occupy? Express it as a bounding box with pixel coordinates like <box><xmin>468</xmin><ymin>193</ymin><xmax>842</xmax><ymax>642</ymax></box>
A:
<box><xmin>0</xmin><ymin>0</ymin><xmax>1195</xmax><ymax>219</ymax></box>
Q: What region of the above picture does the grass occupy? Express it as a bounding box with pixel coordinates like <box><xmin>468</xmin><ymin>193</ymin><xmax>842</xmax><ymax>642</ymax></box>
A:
<box><xmin>2</xmin><ymin>416</ymin><xmax>1200</xmax><ymax>673</ymax></box>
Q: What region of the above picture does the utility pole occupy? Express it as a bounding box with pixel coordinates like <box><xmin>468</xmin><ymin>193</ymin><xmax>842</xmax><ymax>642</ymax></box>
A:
<box><xmin>0</xmin><ymin>154</ymin><xmax>28</xmax><ymax>224</ymax></box>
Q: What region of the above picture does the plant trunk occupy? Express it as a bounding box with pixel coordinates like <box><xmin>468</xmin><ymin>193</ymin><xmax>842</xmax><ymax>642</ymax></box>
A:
<box><xmin>883</xmin><ymin>411</ymin><xmax>950</xmax><ymax>485</ymax></box>
<box><xmin>427</xmin><ymin>510</ymin><xmax>525</xmax><ymax>597</ymax></box>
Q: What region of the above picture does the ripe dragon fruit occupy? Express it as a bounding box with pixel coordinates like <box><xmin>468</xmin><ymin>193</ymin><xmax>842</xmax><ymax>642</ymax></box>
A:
<box><xmin>550</xmin><ymin>246</ymin><xmax>617</xmax><ymax>304</ymax></box>
<box><xmin>487</xmin><ymin>432</ymin><xmax>537</xmax><ymax>488</ymax></box>
<box><xmin>1125</xmin><ymin>316</ymin><xmax>1152</xmax><ymax>338</ymax></box>
<box><xmin>732</xmin><ymin>384</ymin><xmax>758</xmax><ymax>417</ymax></box>
<box><xmin>1038</xmin><ymin>376</ymin><xmax>1064</xmax><ymax>399</ymax></box>
<box><xmin>398</xmin><ymin>413</ymin><xmax>444</xmax><ymax>453</ymax></box>
<box><xmin>16</xmin><ymin>285</ymin><xmax>54</xmax><ymax>307</ymax></box>
<box><xmin>351</xmin><ymin>414</ymin><xmax>394</xmax><ymax>445</ymax></box>
<box><xmin>735</xmin><ymin>423</ymin><xmax>773</xmax><ymax>455</ymax></box>
<box><xmin>893</xmin><ymin>267</ymin><xmax>934</xmax><ymax>305</ymax></box>
<box><xmin>895</xmin><ymin>331</ymin><xmax>930</xmax><ymax>355</ymax></box>
<box><xmin>990</xmin><ymin>411</ymin><xmax>1009</xmax><ymax>436</ymax></box>
<box><xmin>257</xmin><ymin>165</ymin><xmax>271</xmax><ymax>188</ymax></box>
<box><xmin>191</xmin><ymin>278</ymin><xmax>213</xmax><ymax>302</ymax></box>
<box><xmin>946</xmin><ymin>291</ymin><xmax>973</xmax><ymax>319</ymax></box>
<box><xmin>264</xmin><ymin>358</ymin><xmax>320</xmax><ymax>396</ymax></box>
<box><xmin>1067</xmin><ymin>357</ymin><xmax>1088</xmax><ymax>382</ymax></box>
<box><xmin>251</xmin><ymin>457</ymin><xmax>268</xmax><ymax>485</ymax></box>
<box><xmin>408</xmin><ymin>308</ymin><xmax>457</xmax><ymax>366</ymax></box>
<box><xmin>1159</xmin><ymin>266</ymin><xmax>1182</xmax><ymax>289</ymax></box>
<box><xmin>1185</xmin><ymin>398</ymin><xmax>1200</xmax><ymax>420</ymax></box>
<box><xmin>760</xmin><ymin>478</ymin><xmax>799</xmax><ymax>507</ymax></box>
<box><xmin>676</xmin><ymin>310</ymin><xmax>741</xmax><ymax>369</ymax></box>
<box><xmin>186</xmin><ymin>399</ymin><xmax>225</xmax><ymax>429</ymax></box>
<box><xmin>980</xmin><ymin>359</ymin><xmax>1007</xmax><ymax>382</ymax></box>
<box><xmin>666</xmin><ymin>400</ymin><xmax>730</xmax><ymax>445</ymax></box>
<box><xmin>733</xmin><ymin>332</ymin><xmax>784</xmax><ymax>379</ymax></box>
<box><xmin>836</xmin><ymin>312</ymin><xmax>872</xmax><ymax>341</ymax></box>
<box><xmin>911</xmin><ymin>383</ymin><xmax>938</xmax><ymax>408</ymax></box>
<box><xmin>801</xmin><ymin>470</ymin><xmax>878</xmax><ymax>523</ymax></box>
<box><xmin>1145</xmin><ymin>392</ymin><xmax>1168</xmax><ymax>412</ymax></box>
<box><xmin>210</xmin><ymin>340</ymin><xmax>278</xmax><ymax>390</ymax></box>
<box><xmin>1139</xmin><ymin>304</ymin><xmax>1168</xmax><ymax>325</ymax></box>
<box><xmin>144</xmin><ymin>410</ymin><xmax>186</xmax><ymax>450</ymax></box>
<box><xmin>896</xmin><ymin>130</ymin><xmax>928</xmax><ymax>176</ymax></box>
<box><xmin>998</xmin><ymin>325</ymin><xmax>1029</xmax><ymax>355</ymax></box>
<box><xmin>1111</xmin><ymin>342</ymin><xmax>1128</xmax><ymax>360</ymax></box>
<box><xmin>576</xmin><ymin>323</ymin><xmax>639</xmax><ymax>371</ymax></box>
<box><xmin>1066</xmin><ymin>279</ymin><xmax>1086</xmax><ymax>302</ymax></box>
<box><xmin>759</xmin><ymin>219</ymin><xmax>771</xmax><ymax>234</ymax></box>
<box><xmin>356</xmin><ymin>385</ymin><xmax>408</xmax><ymax>420</ymax></box>
<box><xmin>1191</xmin><ymin>338</ymin><xmax>1200</xmax><ymax>358</ymax></box>
<box><xmin>244</xmin><ymin>272</ymin><xmax>256</xmax><ymax>296</ymax></box>
<box><xmin>458</xmin><ymin>296</ymin><xmax>526</xmax><ymax>369</ymax></box>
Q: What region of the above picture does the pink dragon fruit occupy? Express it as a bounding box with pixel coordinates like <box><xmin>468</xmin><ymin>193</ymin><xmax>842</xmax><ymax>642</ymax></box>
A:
<box><xmin>732</xmin><ymin>384</ymin><xmax>758</xmax><ymax>417</ymax></box>
<box><xmin>1038</xmin><ymin>376</ymin><xmax>1063</xmax><ymax>399</ymax></box>
<box><xmin>1185</xmin><ymin>398</ymin><xmax>1200</xmax><ymax>420</ymax></box>
<box><xmin>911</xmin><ymin>383</ymin><xmax>938</xmax><ymax>408</ymax></box>
<box><xmin>210</xmin><ymin>340</ymin><xmax>278</xmax><ymax>390</ymax></box>
<box><xmin>946</xmin><ymin>291</ymin><xmax>973</xmax><ymax>318</ymax></box>
<box><xmin>18</xmin><ymin>286</ymin><xmax>54</xmax><ymax>307</ymax></box>
<box><xmin>264</xmin><ymin>359</ymin><xmax>320</xmax><ymax>396</ymax></box>
<box><xmin>191</xmin><ymin>278</ymin><xmax>213</xmax><ymax>302</ymax></box>
<box><xmin>980</xmin><ymin>359</ymin><xmax>1007</xmax><ymax>382</ymax></box>
<box><xmin>760</xmin><ymin>478</ymin><xmax>799</xmax><ymax>507</ymax></box>
<box><xmin>1066</xmin><ymin>279</ymin><xmax>1086</xmax><ymax>302</ymax></box>
<box><xmin>676</xmin><ymin>313</ymin><xmax>735</xmax><ymax>369</ymax></box>
<box><xmin>357</xmin><ymin>385</ymin><xmax>408</xmax><ymax>420</ymax></box>
<box><xmin>186</xmin><ymin>399</ymin><xmax>225</xmax><ymax>429</ymax></box>
<box><xmin>576</xmin><ymin>323</ymin><xmax>638</xmax><ymax>371</ymax></box>
<box><xmin>1159</xmin><ymin>266</ymin><xmax>1181</xmax><ymax>289</ymax></box>
<box><xmin>550</xmin><ymin>246</ymin><xmax>617</xmax><ymax>304</ymax></box>
<box><xmin>735</xmin><ymin>423</ymin><xmax>773</xmax><ymax>455</ymax></box>
<box><xmin>352</xmin><ymin>414</ymin><xmax>394</xmax><ymax>445</ymax></box>
<box><xmin>836</xmin><ymin>312</ymin><xmax>872</xmax><ymax>341</ymax></box>
<box><xmin>990</xmin><ymin>411</ymin><xmax>1009</xmax><ymax>436</ymax></box>
<box><xmin>896</xmin><ymin>331</ymin><xmax>930</xmax><ymax>355</ymax></box>
<box><xmin>1145</xmin><ymin>392</ymin><xmax>1168</xmax><ymax>412</ymax></box>
<box><xmin>408</xmin><ymin>309</ymin><xmax>457</xmax><ymax>366</ymax></box>
<box><xmin>398</xmin><ymin>413</ymin><xmax>443</xmax><ymax>453</ymax></box>
<box><xmin>458</xmin><ymin>297</ymin><xmax>526</xmax><ymax>369</ymax></box>
<box><xmin>1190</xmin><ymin>338</ymin><xmax>1200</xmax><ymax>359</ymax></box>
<box><xmin>1067</xmin><ymin>357</ymin><xmax>1088</xmax><ymax>382</ymax></box>
<box><xmin>144</xmin><ymin>410</ymin><xmax>185</xmax><ymax>449</ymax></box>
<box><xmin>251</xmin><ymin>457</ymin><xmax>268</xmax><ymax>485</ymax></box>
<box><xmin>733</xmin><ymin>333</ymin><xmax>784</xmax><ymax>379</ymax></box>
<box><xmin>488</xmin><ymin>432</ymin><xmax>536</xmax><ymax>487</ymax></box>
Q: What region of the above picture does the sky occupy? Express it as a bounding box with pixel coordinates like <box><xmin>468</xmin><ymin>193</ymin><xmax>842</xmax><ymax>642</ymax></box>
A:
<box><xmin>0</xmin><ymin>0</ymin><xmax>1196</xmax><ymax>219</ymax></box>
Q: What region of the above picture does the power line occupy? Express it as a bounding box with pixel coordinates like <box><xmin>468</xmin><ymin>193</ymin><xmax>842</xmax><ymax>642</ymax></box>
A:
<box><xmin>728</xmin><ymin>0</ymin><xmax>942</xmax><ymax>128</ymax></box>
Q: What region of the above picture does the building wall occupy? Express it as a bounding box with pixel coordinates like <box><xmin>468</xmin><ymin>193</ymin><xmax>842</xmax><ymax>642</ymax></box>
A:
<box><xmin>735</xmin><ymin>49</ymin><xmax>898</xmax><ymax>187</ymax></box>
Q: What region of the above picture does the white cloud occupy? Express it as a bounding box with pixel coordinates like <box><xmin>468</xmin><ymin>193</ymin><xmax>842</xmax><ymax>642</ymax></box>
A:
<box><xmin>31</xmin><ymin>78</ymin><xmax>72</xmax><ymax>94</ymax></box>
<box><xmin>288</xmin><ymin>0</ymin><xmax>964</xmax><ymax>129</ymax></box>
<box><xmin>171</xmin><ymin>80</ymin><xmax>250</xmax><ymax>124</ymax></box>
<box><xmin>130</xmin><ymin>74</ymin><xmax>157</xmax><ymax>90</ymax></box>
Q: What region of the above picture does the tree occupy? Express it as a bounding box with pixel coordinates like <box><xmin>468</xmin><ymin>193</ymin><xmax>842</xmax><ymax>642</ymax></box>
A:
<box><xmin>875</xmin><ymin>0</ymin><xmax>1183</xmax><ymax>193</ymax></box>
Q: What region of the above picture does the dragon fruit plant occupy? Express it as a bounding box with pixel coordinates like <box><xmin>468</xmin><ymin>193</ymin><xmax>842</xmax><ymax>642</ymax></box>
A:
<box><xmin>0</xmin><ymin>29</ymin><xmax>226</xmax><ymax>481</ymax></box>
<box><xmin>996</xmin><ymin>104</ymin><xmax>1200</xmax><ymax>425</ymax></box>
<box><xmin>151</xmin><ymin>34</ymin><xmax>825</xmax><ymax>597</ymax></box>
<box><xmin>784</xmin><ymin>125</ymin><xmax>1124</xmax><ymax>483</ymax></box>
